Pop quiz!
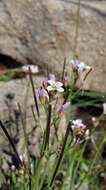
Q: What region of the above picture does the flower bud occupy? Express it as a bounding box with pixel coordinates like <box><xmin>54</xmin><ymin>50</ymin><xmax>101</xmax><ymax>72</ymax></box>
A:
<box><xmin>63</xmin><ymin>75</ymin><xmax>69</xmax><ymax>87</ymax></box>
<box><xmin>103</xmin><ymin>103</ymin><xmax>106</xmax><ymax>115</ymax></box>
<box><xmin>59</xmin><ymin>102</ymin><xmax>70</xmax><ymax>115</ymax></box>
<box><xmin>38</xmin><ymin>87</ymin><xmax>49</xmax><ymax>104</ymax></box>
<box><xmin>11</xmin><ymin>165</ymin><xmax>16</xmax><ymax>171</ymax></box>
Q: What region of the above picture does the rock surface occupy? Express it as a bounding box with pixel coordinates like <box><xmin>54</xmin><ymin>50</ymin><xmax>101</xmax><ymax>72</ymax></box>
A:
<box><xmin>0</xmin><ymin>75</ymin><xmax>46</xmax><ymax>154</ymax></box>
<box><xmin>0</xmin><ymin>0</ymin><xmax>106</xmax><ymax>91</ymax></box>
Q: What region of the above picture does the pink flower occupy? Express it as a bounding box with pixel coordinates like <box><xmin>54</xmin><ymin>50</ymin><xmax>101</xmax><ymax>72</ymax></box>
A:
<box><xmin>71</xmin><ymin>119</ymin><xmax>90</xmax><ymax>141</ymax></box>
<box><xmin>71</xmin><ymin>119</ymin><xmax>86</xmax><ymax>130</ymax></box>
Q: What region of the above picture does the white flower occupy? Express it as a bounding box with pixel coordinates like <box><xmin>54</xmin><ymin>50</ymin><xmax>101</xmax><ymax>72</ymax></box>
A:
<box><xmin>47</xmin><ymin>80</ymin><xmax>64</xmax><ymax>93</ymax></box>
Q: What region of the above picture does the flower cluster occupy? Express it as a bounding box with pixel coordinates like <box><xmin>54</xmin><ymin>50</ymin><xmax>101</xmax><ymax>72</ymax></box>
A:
<box><xmin>22</xmin><ymin>65</ymin><xmax>39</xmax><ymax>74</ymax></box>
<box><xmin>70</xmin><ymin>59</ymin><xmax>91</xmax><ymax>74</ymax></box>
<box><xmin>71</xmin><ymin>119</ymin><xmax>89</xmax><ymax>143</ymax></box>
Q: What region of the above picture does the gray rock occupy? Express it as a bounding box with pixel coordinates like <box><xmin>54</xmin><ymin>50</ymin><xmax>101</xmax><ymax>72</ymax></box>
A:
<box><xmin>0</xmin><ymin>0</ymin><xmax>106</xmax><ymax>92</ymax></box>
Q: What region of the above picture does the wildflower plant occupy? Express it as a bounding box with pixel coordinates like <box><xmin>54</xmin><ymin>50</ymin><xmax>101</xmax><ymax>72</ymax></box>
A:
<box><xmin>0</xmin><ymin>0</ymin><xmax>106</xmax><ymax>189</ymax></box>
<box><xmin>0</xmin><ymin>56</ymin><xmax>105</xmax><ymax>190</ymax></box>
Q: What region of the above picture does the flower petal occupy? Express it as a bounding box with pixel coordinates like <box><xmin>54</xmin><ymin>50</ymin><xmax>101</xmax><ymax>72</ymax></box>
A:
<box><xmin>47</xmin><ymin>85</ymin><xmax>53</xmax><ymax>91</ymax></box>
<box><xmin>72</xmin><ymin>119</ymin><xmax>82</xmax><ymax>125</ymax></box>
<box><xmin>56</xmin><ymin>81</ymin><xmax>63</xmax><ymax>87</ymax></box>
<box><xmin>57</xmin><ymin>87</ymin><xmax>64</xmax><ymax>92</ymax></box>
<box><xmin>48</xmin><ymin>80</ymin><xmax>55</xmax><ymax>85</ymax></box>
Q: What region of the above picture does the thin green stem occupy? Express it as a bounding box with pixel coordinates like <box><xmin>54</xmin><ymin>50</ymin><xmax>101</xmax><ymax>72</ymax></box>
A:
<box><xmin>44</xmin><ymin>103</ymin><xmax>52</xmax><ymax>151</ymax></box>
<box><xmin>49</xmin><ymin>122</ymin><xmax>71</xmax><ymax>187</ymax></box>
<box><xmin>70</xmin><ymin>142</ymin><xmax>87</xmax><ymax>190</ymax></box>
<box><xmin>18</xmin><ymin>103</ymin><xmax>31</xmax><ymax>173</ymax></box>
<box><xmin>31</xmin><ymin>104</ymin><xmax>38</xmax><ymax>129</ymax></box>
<box><xmin>29</xmin><ymin>176</ymin><xmax>32</xmax><ymax>190</ymax></box>
<box><xmin>28</xmin><ymin>67</ymin><xmax>40</xmax><ymax>118</ymax></box>
<box><xmin>75</xmin><ymin>134</ymin><xmax>106</xmax><ymax>190</ymax></box>
<box><xmin>61</xmin><ymin>57</ymin><xmax>66</xmax><ymax>82</ymax></box>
